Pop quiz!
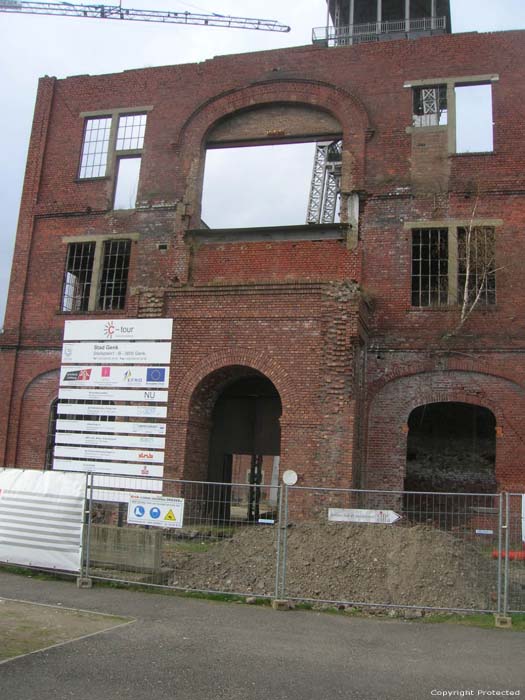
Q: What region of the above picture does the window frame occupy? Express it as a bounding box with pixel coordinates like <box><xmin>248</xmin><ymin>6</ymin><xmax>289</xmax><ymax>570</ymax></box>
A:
<box><xmin>60</xmin><ymin>233</ymin><xmax>139</xmax><ymax>314</ymax></box>
<box><xmin>404</xmin><ymin>74</ymin><xmax>498</xmax><ymax>154</ymax></box>
<box><xmin>406</xmin><ymin>220</ymin><xmax>500</xmax><ymax>309</ymax></box>
<box><xmin>77</xmin><ymin>108</ymin><xmax>152</xmax><ymax>203</ymax></box>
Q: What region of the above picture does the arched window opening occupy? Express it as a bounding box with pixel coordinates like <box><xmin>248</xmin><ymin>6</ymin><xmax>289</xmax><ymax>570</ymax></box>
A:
<box><xmin>405</xmin><ymin>402</ymin><xmax>496</xmax><ymax>493</ymax></box>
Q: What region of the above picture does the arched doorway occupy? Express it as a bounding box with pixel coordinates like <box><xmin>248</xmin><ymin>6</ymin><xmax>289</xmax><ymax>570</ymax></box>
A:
<box><xmin>405</xmin><ymin>402</ymin><xmax>496</xmax><ymax>493</ymax></box>
<box><xmin>184</xmin><ymin>366</ymin><xmax>282</xmax><ymax>521</ymax></box>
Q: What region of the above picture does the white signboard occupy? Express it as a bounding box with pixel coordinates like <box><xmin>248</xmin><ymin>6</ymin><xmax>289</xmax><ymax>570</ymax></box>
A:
<box><xmin>0</xmin><ymin>469</ymin><xmax>85</xmax><ymax>572</ymax></box>
<box><xmin>62</xmin><ymin>342</ymin><xmax>171</xmax><ymax>365</ymax></box>
<box><xmin>57</xmin><ymin>403</ymin><xmax>167</xmax><ymax>419</ymax></box>
<box><xmin>328</xmin><ymin>508</ymin><xmax>401</xmax><ymax>525</ymax></box>
<box><xmin>56</xmin><ymin>420</ymin><xmax>166</xmax><ymax>436</ymax></box>
<box><xmin>64</xmin><ymin>319</ymin><xmax>173</xmax><ymax>341</ymax></box>
<box><xmin>54</xmin><ymin>445</ymin><xmax>164</xmax><ymax>464</ymax></box>
<box><xmin>53</xmin><ymin>458</ymin><xmax>164</xmax><ymax>478</ymax></box>
<box><xmin>55</xmin><ymin>432</ymin><xmax>165</xmax><ymax>450</ymax></box>
<box><xmin>127</xmin><ymin>494</ymin><xmax>184</xmax><ymax>529</ymax></box>
<box><xmin>60</xmin><ymin>365</ymin><xmax>169</xmax><ymax>388</ymax></box>
<box><xmin>59</xmin><ymin>388</ymin><xmax>168</xmax><ymax>403</ymax></box>
<box><xmin>88</xmin><ymin>475</ymin><xmax>162</xmax><ymax>492</ymax></box>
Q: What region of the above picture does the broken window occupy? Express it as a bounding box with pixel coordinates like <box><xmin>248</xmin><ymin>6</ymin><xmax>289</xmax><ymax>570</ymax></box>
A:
<box><xmin>61</xmin><ymin>238</ymin><xmax>131</xmax><ymax>312</ymax></box>
<box><xmin>412</xmin><ymin>85</ymin><xmax>447</xmax><ymax>127</ymax></box>
<box><xmin>457</xmin><ymin>226</ymin><xmax>496</xmax><ymax>305</ymax></box>
<box><xmin>201</xmin><ymin>142</ymin><xmax>318</xmax><ymax>228</ymax></box>
<box><xmin>411</xmin><ymin>226</ymin><xmax>496</xmax><ymax>307</ymax></box>
<box><xmin>455</xmin><ymin>84</ymin><xmax>493</xmax><ymax>153</ymax></box>
<box><xmin>78</xmin><ymin>112</ymin><xmax>147</xmax><ymax>187</ymax></box>
<box><xmin>411</xmin><ymin>228</ymin><xmax>448</xmax><ymax>307</ymax></box>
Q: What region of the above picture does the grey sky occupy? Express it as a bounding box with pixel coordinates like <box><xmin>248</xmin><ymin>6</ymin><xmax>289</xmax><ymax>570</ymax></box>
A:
<box><xmin>1</xmin><ymin>0</ymin><xmax>525</xmax><ymax>325</ymax></box>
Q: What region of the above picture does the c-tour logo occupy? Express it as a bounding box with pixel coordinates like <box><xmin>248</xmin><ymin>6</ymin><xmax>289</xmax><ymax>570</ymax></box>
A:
<box><xmin>104</xmin><ymin>321</ymin><xmax>116</xmax><ymax>339</ymax></box>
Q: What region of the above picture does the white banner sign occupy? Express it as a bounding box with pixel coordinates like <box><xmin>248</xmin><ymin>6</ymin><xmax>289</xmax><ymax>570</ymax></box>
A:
<box><xmin>57</xmin><ymin>403</ymin><xmax>167</xmax><ymax>419</ymax></box>
<box><xmin>0</xmin><ymin>469</ymin><xmax>85</xmax><ymax>573</ymax></box>
<box><xmin>89</xmin><ymin>475</ymin><xmax>162</xmax><ymax>492</ymax></box>
<box><xmin>60</xmin><ymin>365</ymin><xmax>169</xmax><ymax>389</ymax></box>
<box><xmin>55</xmin><ymin>432</ymin><xmax>165</xmax><ymax>450</ymax></box>
<box><xmin>328</xmin><ymin>508</ymin><xmax>401</xmax><ymax>525</ymax></box>
<box><xmin>54</xmin><ymin>445</ymin><xmax>164</xmax><ymax>464</ymax></box>
<box><xmin>127</xmin><ymin>494</ymin><xmax>184</xmax><ymax>529</ymax></box>
<box><xmin>64</xmin><ymin>319</ymin><xmax>173</xmax><ymax>341</ymax></box>
<box><xmin>53</xmin><ymin>459</ymin><xmax>163</xmax><ymax>478</ymax></box>
<box><xmin>62</xmin><ymin>342</ymin><xmax>171</xmax><ymax>365</ymax></box>
<box><xmin>58</xmin><ymin>388</ymin><xmax>168</xmax><ymax>403</ymax></box>
<box><xmin>56</xmin><ymin>420</ymin><xmax>166</xmax><ymax>436</ymax></box>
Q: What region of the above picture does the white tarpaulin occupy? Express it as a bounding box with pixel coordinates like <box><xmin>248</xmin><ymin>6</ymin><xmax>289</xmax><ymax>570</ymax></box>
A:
<box><xmin>0</xmin><ymin>469</ymin><xmax>86</xmax><ymax>572</ymax></box>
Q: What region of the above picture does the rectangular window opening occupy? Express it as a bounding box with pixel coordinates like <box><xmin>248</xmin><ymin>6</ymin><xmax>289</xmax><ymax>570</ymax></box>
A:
<box><xmin>411</xmin><ymin>228</ymin><xmax>448</xmax><ymax>307</ymax></box>
<box><xmin>457</xmin><ymin>226</ymin><xmax>496</xmax><ymax>306</ymax></box>
<box><xmin>202</xmin><ymin>141</ymin><xmax>321</xmax><ymax>229</ymax></box>
<box><xmin>413</xmin><ymin>85</ymin><xmax>447</xmax><ymax>127</ymax></box>
<box><xmin>98</xmin><ymin>239</ymin><xmax>131</xmax><ymax>311</ymax></box>
<box><xmin>79</xmin><ymin>117</ymin><xmax>112</xmax><ymax>179</ymax></box>
<box><xmin>61</xmin><ymin>242</ymin><xmax>95</xmax><ymax>312</ymax></box>
<box><xmin>116</xmin><ymin>114</ymin><xmax>147</xmax><ymax>151</ymax></box>
<box><xmin>455</xmin><ymin>84</ymin><xmax>493</xmax><ymax>153</ymax></box>
<box><xmin>114</xmin><ymin>157</ymin><xmax>141</xmax><ymax>210</ymax></box>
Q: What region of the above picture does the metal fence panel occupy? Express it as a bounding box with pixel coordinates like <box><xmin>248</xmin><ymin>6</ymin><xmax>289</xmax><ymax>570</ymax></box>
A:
<box><xmin>84</xmin><ymin>475</ymin><xmax>280</xmax><ymax>598</ymax></box>
<box><xmin>505</xmin><ymin>494</ymin><xmax>525</xmax><ymax>614</ymax></box>
<box><xmin>279</xmin><ymin>486</ymin><xmax>502</xmax><ymax>613</ymax></box>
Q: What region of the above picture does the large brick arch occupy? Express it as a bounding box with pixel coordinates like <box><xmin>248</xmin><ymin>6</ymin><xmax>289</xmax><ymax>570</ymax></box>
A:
<box><xmin>365</xmin><ymin>370</ymin><xmax>525</xmax><ymax>491</ymax></box>
<box><xmin>16</xmin><ymin>369</ymin><xmax>60</xmax><ymax>468</ymax></box>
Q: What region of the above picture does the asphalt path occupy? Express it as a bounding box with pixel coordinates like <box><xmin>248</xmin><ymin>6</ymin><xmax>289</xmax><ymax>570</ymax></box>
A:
<box><xmin>0</xmin><ymin>571</ymin><xmax>523</xmax><ymax>700</ymax></box>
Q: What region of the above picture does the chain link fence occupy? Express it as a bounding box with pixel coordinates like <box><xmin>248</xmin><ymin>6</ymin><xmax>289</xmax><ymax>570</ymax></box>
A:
<box><xmin>76</xmin><ymin>477</ymin><xmax>524</xmax><ymax>614</ymax></box>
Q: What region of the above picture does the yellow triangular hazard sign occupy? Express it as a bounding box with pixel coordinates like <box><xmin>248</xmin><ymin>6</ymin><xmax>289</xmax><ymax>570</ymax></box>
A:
<box><xmin>164</xmin><ymin>509</ymin><xmax>176</xmax><ymax>521</ymax></box>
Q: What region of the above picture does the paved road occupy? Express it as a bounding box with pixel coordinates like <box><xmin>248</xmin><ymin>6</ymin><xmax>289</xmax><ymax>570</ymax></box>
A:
<box><xmin>0</xmin><ymin>571</ymin><xmax>523</xmax><ymax>700</ymax></box>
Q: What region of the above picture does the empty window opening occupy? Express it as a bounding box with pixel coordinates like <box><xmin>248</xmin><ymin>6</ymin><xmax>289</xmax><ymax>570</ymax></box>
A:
<box><xmin>455</xmin><ymin>84</ymin><xmax>493</xmax><ymax>153</ymax></box>
<box><xmin>354</xmin><ymin>0</ymin><xmax>377</xmax><ymax>24</ymax></box>
<box><xmin>410</xmin><ymin>0</ymin><xmax>432</xmax><ymax>19</ymax></box>
<box><xmin>79</xmin><ymin>117</ymin><xmax>112</xmax><ymax>178</ymax></box>
<box><xmin>457</xmin><ymin>226</ymin><xmax>496</xmax><ymax>306</ymax></box>
<box><xmin>411</xmin><ymin>228</ymin><xmax>448</xmax><ymax>307</ymax></box>
<box><xmin>114</xmin><ymin>157</ymin><xmax>141</xmax><ymax>210</ymax></box>
<box><xmin>413</xmin><ymin>85</ymin><xmax>447</xmax><ymax>127</ymax></box>
<box><xmin>61</xmin><ymin>241</ymin><xmax>95</xmax><ymax>312</ymax></box>
<box><xmin>98</xmin><ymin>239</ymin><xmax>131</xmax><ymax>311</ymax></box>
<box><xmin>201</xmin><ymin>142</ymin><xmax>318</xmax><ymax>229</ymax></box>
<box><xmin>405</xmin><ymin>402</ymin><xmax>496</xmax><ymax>493</ymax></box>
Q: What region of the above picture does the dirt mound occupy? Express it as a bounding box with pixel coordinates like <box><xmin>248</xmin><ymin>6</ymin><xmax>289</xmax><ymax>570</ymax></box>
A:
<box><xmin>165</xmin><ymin>522</ymin><xmax>495</xmax><ymax>609</ymax></box>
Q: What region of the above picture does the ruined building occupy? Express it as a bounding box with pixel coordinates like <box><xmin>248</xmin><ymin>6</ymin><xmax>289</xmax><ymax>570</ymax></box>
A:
<box><xmin>1</xmin><ymin>0</ymin><xmax>525</xmax><ymax>496</ymax></box>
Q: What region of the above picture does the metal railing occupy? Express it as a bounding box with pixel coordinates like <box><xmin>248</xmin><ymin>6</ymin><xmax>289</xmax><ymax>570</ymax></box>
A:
<box><xmin>312</xmin><ymin>16</ymin><xmax>447</xmax><ymax>46</ymax></box>
<box><xmin>76</xmin><ymin>475</ymin><xmax>525</xmax><ymax>615</ymax></box>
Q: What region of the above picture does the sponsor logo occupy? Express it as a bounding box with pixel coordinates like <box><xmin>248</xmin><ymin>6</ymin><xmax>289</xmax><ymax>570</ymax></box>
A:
<box><xmin>123</xmin><ymin>370</ymin><xmax>132</xmax><ymax>381</ymax></box>
<box><xmin>104</xmin><ymin>321</ymin><xmax>116</xmax><ymax>339</ymax></box>
<box><xmin>101</xmin><ymin>366</ymin><xmax>111</xmax><ymax>377</ymax></box>
<box><xmin>140</xmin><ymin>466</ymin><xmax>150</xmax><ymax>476</ymax></box>
<box><xmin>64</xmin><ymin>346</ymin><xmax>73</xmax><ymax>358</ymax></box>
<box><xmin>63</xmin><ymin>368</ymin><xmax>92</xmax><ymax>382</ymax></box>
<box><xmin>146</xmin><ymin>368</ymin><xmax>166</xmax><ymax>383</ymax></box>
<box><xmin>138</xmin><ymin>452</ymin><xmax>154</xmax><ymax>460</ymax></box>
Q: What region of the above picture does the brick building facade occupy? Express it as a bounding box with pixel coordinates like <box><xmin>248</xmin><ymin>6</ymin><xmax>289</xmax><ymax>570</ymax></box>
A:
<box><xmin>1</xmin><ymin>26</ymin><xmax>525</xmax><ymax>493</ymax></box>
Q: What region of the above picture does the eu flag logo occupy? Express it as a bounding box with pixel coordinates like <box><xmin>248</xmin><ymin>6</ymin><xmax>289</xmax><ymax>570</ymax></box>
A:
<box><xmin>146</xmin><ymin>368</ymin><xmax>166</xmax><ymax>383</ymax></box>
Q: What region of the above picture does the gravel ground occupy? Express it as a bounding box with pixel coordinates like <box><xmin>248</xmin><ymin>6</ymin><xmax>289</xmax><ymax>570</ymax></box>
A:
<box><xmin>164</xmin><ymin>522</ymin><xmax>496</xmax><ymax>609</ymax></box>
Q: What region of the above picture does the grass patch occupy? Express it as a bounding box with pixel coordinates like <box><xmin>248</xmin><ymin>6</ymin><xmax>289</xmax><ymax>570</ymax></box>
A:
<box><xmin>422</xmin><ymin>612</ymin><xmax>525</xmax><ymax>631</ymax></box>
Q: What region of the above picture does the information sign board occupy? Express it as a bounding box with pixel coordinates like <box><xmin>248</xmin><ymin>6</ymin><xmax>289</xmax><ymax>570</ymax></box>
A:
<box><xmin>56</xmin><ymin>419</ymin><xmax>166</xmax><ymax>436</ymax></box>
<box><xmin>64</xmin><ymin>319</ymin><xmax>173</xmax><ymax>341</ymax></box>
<box><xmin>58</xmin><ymin>388</ymin><xmax>168</xmax><ymax>403</ymax></box>
<box><xmin>55</xmin><ymin>432</ymin><xmax>165</xmax><ymax>450</ymax></box>
<box><xmin>57</xmin><ymin>403</ymin><xmax>167</xmax><ymax>419</ymax></box>
<box><xmin>127</xmin><ymin>494</ymin><xmax>184</xmax><ymax>529</ymax></box>
<box><xmin>328</xmin><ymin>508</ymin><xmax>401</xmax><ymax>525</ymax></box>
<box><xmin>62</xmin><ymin>342</ymin><xmax>171</xmax><ymax>365</ymax></box>
<box><xmin>60</xmin><ymin>365</ymin><xmax>169</xmax><ymax>388</ymax></box>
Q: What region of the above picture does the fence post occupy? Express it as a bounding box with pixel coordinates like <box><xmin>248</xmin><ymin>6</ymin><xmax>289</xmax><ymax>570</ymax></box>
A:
<box><xmin>280</xmin><ymin>484</ymin><xmax>290</xmax><ymax>598</ymax></box>
<box><xmin>84</xmin><ymin>472</ymin><xmax>95</xmax><ymax>581</ymax></box>
<box><xmin>275</xmin><ymin>484</ymin><xmax>283</xmax><ymax>599</ymax></box>
<box><xmin>503</xmin><ymin>492</ymin><xmax>510</xmax><ymax>616</ymax></box>
<box><xmin>497</xmin><ymin>492</ymin><xmax>503</xmax><ymax>614</ymax></box>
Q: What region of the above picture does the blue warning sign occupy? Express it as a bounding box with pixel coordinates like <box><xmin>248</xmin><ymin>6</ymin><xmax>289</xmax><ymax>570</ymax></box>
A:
<box><xmin>134</xmin><ymin>505</ymin><xmax>145</xmax><ymax>517</ymax></box>
<box><xmin>149</xmin><ymin>507</ymin><xmax>161</xmax><ymax>519</ymax></box>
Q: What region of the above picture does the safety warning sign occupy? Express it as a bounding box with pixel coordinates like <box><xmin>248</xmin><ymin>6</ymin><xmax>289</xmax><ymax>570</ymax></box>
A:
<box><xmin>127</xmin><ymin>494</ymin><xmax>184</xmax><ymax>529</ymax></box>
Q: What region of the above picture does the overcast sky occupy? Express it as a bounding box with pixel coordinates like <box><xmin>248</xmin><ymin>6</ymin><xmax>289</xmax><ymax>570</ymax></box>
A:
<box><xmin>1</xmin><ymin>0</ymin><xmax>525</xmax><ymax>326</ymax></box>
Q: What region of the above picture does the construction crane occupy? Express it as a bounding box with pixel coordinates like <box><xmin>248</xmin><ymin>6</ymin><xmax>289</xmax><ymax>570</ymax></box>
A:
<box><xmin>0</xmin><ymin>1</ymin><xmax>290</xmax><ymax>32</ymax></box>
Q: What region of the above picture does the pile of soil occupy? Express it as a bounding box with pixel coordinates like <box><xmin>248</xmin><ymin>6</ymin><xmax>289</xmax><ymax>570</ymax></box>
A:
<box><xmin>164</xmin><ymin>522</ymin><xmax>495</xmax><ymax>609</ymax></box>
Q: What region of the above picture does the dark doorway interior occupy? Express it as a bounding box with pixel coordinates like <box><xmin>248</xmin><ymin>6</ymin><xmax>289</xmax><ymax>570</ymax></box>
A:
<box><xmin>405</xmin><ymin>402</ymin><xmax>496</xmax><ymax>493</ymax></box>
<box><xmin>208</xmin><ymin>375</ymin><xmax>281</xmax><ymax>521</ymax></box>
